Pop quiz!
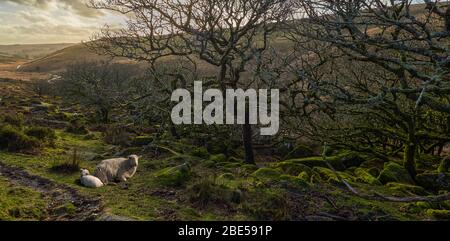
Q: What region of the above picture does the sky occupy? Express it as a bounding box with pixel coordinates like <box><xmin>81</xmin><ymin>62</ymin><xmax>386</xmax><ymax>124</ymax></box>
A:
<box><xmin>0</xmin><ymin>0</ymin><xmax>125</xmax><ymax>45</ymax></box>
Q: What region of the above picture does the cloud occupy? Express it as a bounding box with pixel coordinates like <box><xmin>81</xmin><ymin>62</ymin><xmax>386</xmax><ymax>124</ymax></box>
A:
<box><xmin>5</xmin><ymin>0</ymin><xmax>103</xmax><ymax>18</ymax></box>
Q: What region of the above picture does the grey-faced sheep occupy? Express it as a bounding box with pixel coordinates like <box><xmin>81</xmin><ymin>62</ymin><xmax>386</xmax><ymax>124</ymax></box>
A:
<box><xmin>93</xmin><ymin>155</ymin><xmax>139</xmax><ymax>184</ymax></box>
<box><xmin>80</xmin><ymin>169</ymin><xmax>104</xmax><ymax>188</ymax></box>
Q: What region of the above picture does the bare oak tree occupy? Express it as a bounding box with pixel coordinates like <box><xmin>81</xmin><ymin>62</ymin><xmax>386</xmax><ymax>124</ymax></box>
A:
<box><xmin>286</xmin><ymin>0</ymin><xmax>450</xmax><ymax>181</ymax></box>
<box><xmin>88</xmin><ymin>0</ymin><xmax>292</xmax><ymax>164</ymax></box>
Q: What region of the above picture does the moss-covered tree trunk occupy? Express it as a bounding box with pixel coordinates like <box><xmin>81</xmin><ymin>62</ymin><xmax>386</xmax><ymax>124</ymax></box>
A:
<box><xmin>404</xmin><ymin>142</ymin><xmax>417</xmax><ymax>183</ymax></box>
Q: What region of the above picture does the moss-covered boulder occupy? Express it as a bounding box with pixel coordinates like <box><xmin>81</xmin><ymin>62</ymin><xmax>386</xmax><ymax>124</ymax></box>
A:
<box><xmin>416</xmin><ymin>172</ymin><xmax>450</xmax><ymax>191</ymax></box>
<box><xmin>312</xmin><ymin>167</ymin><xmax>355</xmax><ymax>184</ymax></box>
<box><xmin>438</xmin><ymin>156</ymin><xmax>450</xmax><ymax>174</ymax></box>
<box><xmin>208</xmin><ymin>154</ymin><xmax>227</xmax><ymax>163</ymax></box>
<box><xmin>340</xmin><ymin>153</ymin><xmax>366</xmax><ymax>169</ymax></box>
<box><xmin>377</xmin><ymin>162</ymin><xmax>414</xmax><ymax>185</ymax></box>
<box><xmin>252</xmin><ymin>168</ymin><xmax>282</xmax><ymax>180</ymax></box>
<box><xmin>190</xmin><ymin>147</ymin><xmax>210</xmax><ymax>159</ymax></box>
<box><xmin>155</xmin><ymin>163</ymin><xmax>191</xmax><ymax>187</ymax></box>
<box><xmin>354</xmin><ymin>168</ymin><xmax>381</xmax><ymax>185</ymax></box>
<box><xmin>298</xmin><ymin>172</ymin><xmax>310</xmax><ymax>182</ymax></box>
<box><xmin>360</xmin><ymin>158</ymin><xmax>385</xmax><ymax>170</ymax></box>
<box><xmin>425</xmin><ymin>209</ymin><xmax>450</xmax><ymax>220</ymax></box>
<box><xmin>241</xmin><ymin>164</ymin><xmax>258</xmax><ymax>172</ymax></box>
<box><xmin>416</xmin><ymin>154</ymin><xmax>441</xmax><ymax>171</ymax></box>
<box><xmin>287</xmin><ymin>152</ymin><xmax>366</xmax><ymax>171</ymax></box>
<box><xmin>288</xmin><ymin>156</ymin><xmax>345</xmax><ymax>171</ymax></box>
<box><xmin>218</xmin><ymin>173</ymin><xmax>235</xmax><ymax>180</ymax></box>
<box><xmin>279</xmin><ymin>175</ymin><xmax>309</xmax><ymax>187</ymax></box>
<box><xmin>274</xmin><ymin>162</ymin><xmax>313</xmax><ymax>176</ymax></box>
<box><xmin>386</xmin><ymin>183</ymin><xmax>428</xmax><ymax>196</ymax></box>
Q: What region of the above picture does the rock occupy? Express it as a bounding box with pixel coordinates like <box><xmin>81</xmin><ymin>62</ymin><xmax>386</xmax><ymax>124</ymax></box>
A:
<box><xmin>286</xmin><ymin>152</ymin><xmax>365</xmax><ymax>171</ymax></box>
<box><xmin>218</xmin><ymin>173</ymin><xmax>235</xmax><ymax>180</ymax></box>
<box><xmin>416</xmin><ymin>172</ymin><xmax>450</xmax><ymax>191</ymax></box>
<box><xmin>274</xmin><ymin>162</ymin><xmax>312</xmax><ymax>176</ymax></box>
<box><xmin>377</xmin><ymin>162</ymin><xmax>414</xmax><ymax>185</ymax></box>
<box><xmin>340</xmin><ymin>153</ymin><xmax>366</xmax><ymax>169</ymax></box>
<box><xmin>386</xmin><ymin>182</ymin><xmax>428</xmax><ymax>195</ymax></box>
<box><xmin>252</xmin><ymin>168</ymin><xmax>282</xmax><ymax>180</ymax></box>
<box><xmin>208</xmin><ymin>154</ymin><xmax>227</xmax><ymax>163</ymax></box>
<box><xmin>132</xmin><ymin>136</ymin><xmax>153</xmax><ymax>147</ymax></box>
<box><xmin>190</xmin><ymin>147</ymin><xmax>210</xmax><ymax>159</ymax></box>
<box><xmin>279</xmin><ymin>174</ymin><xmax>309</xmax><ymax>187</ymax></box>
<box><xmin>360</xmin><ymin>158</ymin><xmax>385</xmax><ymax>170</ymax></box>
<box><xmin>288</xmin><ymin>157</ymin><xmax>345</xmax><ymax>171</ymax></box>
<box><xmin>425</xmin><ymin>209</ymin><xmax>450</xmax><ymax>220</ymax></box>
<box><xmin>155</xmin><ymin>163</ymin><xmax>191</xmax><ymax>187</ymax></box>
<box><xmin>298</xmin><ymin>171</ymin><xmax>310</xmax><ymax>182</ymax></box>
<box><xmin>438</xmin><ymin>156</ymin><xmax>450</xmax><ymax>173</ymax></box>
<box><xmin>312</xmin><ymin>167</ymin><xmax>355</xmax><ymax>184</ymax></box>
<box><xmin>354</xmin><ymin>168</ymin><xmax>381</xmax><ymax>185</ymax></box>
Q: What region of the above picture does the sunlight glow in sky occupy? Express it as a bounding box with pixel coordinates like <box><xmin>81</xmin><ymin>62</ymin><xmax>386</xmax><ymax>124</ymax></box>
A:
<box><xmin>0</xmin><ymin>0</ymin><xmax>124</xmax><ymax>45</ymax></box>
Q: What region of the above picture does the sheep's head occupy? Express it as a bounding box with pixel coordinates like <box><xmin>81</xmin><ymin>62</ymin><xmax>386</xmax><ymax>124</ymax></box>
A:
<box><xmin>128</xmin><ymin>155</ymin><xmax>139</xmax><ymax>167</ymax></box>
<box><xmin>81</xmin><ymin>169</ymin><xmax>90</xmax><ymax>176</ymax></box>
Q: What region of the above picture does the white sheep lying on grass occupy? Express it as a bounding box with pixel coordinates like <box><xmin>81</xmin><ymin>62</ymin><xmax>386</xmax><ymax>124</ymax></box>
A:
<box><xmin>93</xmin><ymin>155</ymin><xmax>139</xmax><ymax>184</ymax></box>
<box><xmin>80</xmin><ymin>169</ymin><xmax>104</xmax><ymax>188</ymax></box>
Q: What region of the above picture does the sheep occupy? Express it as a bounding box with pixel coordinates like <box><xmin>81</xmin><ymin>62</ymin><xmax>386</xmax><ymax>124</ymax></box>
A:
<box><xmin>93</xmin><ymin>155</ymin><xmax>139</xmax><ymax>184</ymax></box>
<box><xmin>80</xmin><ymin>169</ymin><xmax>104</xmax><ymax>188</ymax></box>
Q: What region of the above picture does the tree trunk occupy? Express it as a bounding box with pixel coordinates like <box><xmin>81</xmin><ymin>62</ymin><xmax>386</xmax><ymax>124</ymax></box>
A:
<box><xmin>100</xmin><ymin>108</ymin><xmax>109</xmax><ymax>124</ymax></box>
<box><xmin>169</xmin><ymin>122</ymin><xmax>180</xmax><ymax>140</ymax></box>
<box><xmin>404</xmin><ymin>142</ymin><xmax>417</xmax><ymax>183</ymax></box>
<box><xmin>243</xmin><ymin>102</ymin><xmax>255</xmax><ymax>165</ymax></box>
<box><xmin>243</xmin><ymin>122</ymin><xmax>255</xmax><ymax>165</ymax></box>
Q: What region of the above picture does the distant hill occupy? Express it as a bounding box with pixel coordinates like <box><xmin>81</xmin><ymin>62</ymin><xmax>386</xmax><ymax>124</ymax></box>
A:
<box><xmin>0</xmin><ymin>43</ymin><xmax>75</xmax><ymax>60</ymax></box>
<box><xmin>17</xmin><ymin>3</ymin><xmax>434</xmax><ymax>75</ymax></box>
<box><xmin>18</xmin><ymin>44</ymin><xmax>124</xmax><ymax>73</ymax></box>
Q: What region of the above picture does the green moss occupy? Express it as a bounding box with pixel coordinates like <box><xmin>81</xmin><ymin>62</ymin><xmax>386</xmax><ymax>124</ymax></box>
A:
<box><xmin>438</xmin><ymin>156</ymin><xmax>450</xmax><ymax>173</ymax></box>
<box><xmin>0</xmin><ymin>125</ymin><xmax>41</xmax><ymax>152</ymax></box>
<box><xmin>354</xmin><ymin>168</ymin><xmax>381</xmax><ymax>185</ymax></box>
<box><xmin>286</xmin><ymin>152</ymin><xmax>364</xmax><ymax>171</ymax></box>
<box><xmin>386</xmin><ymin>183</ymin><xmax>427</xmax><ymax>195</ymax></box>
<box><xmin>202</xmin><ymin>160</ymin><xmax>216</xmax><ymax>168</ymax></box>
<box><xmin>25</xmin><ymin>126</ymin><xmax>57</xmax><ymax>142</ymax></box>
<box><xmin>378</xmin><ymin>162</ymin><xmax>414</xmax><ymax>185</ymax></box>
<box><xmin>241</xmin><ymin>188</ymin><xmax>289</xmax><ymax>221</ymax></box>
<box><xmin>274</xmin><ymin>162</ymin><xmax>312</xmax><ymax>176</ymax></box>
<box><xmin>190</xmin><ymin>147</ymin><xmax>210</xmax><ymax>159</ymax></box>
<box><xmin>55</xmin><ymin>202</ymin><xmax>77</xmax><ymax>216</ymax></box>
<box><xmin>425</xmin><ymin>209</ymin><xmax>450</xmax><ymax>220</ymax></box>
<box><xmin>415</xmin><ymin>201</ymin><xmax>432</xmax><ymax>210</ymax></box>
<box><xmin>298</xmin><ymin>172</ymin><xmax>310</xmax><ymax>182</ymax></box>
<box><xmin>0</xmin><ymin>177</ymin><xmax>48</xmax><ymax>221</ymax></box>
<box><xmin>1</xmin><ymin>113</ymin><xmax>24</xmax><ymax>127</ymax></box>
<box><xmin>241</xmin><ymin>164</ymin><xmax>258</xmax><ymax>172</ymax></box>
<box><xmin>251</xmin><ymin>168</ymin><xmax>282</xmax><ymax>180</ymax></box>
<box><xmin>208</xmin><ymin>154</ymin><xmax>227</xmax><ymax>163</ymax></box>
<box><xmin>279</xmin><ymin>175</ymin><xmax>309</xmax><ymax>187</ymax></box>
<box><xmin>416</xmin><ymin>172</ymin><xmax>450</xmax><ymax>191</ymax></box>
<box><xmin>154</xmin><ymin>163</ymin><xmax>191</xmax><ymax>187</ymax></box>
<box><xmin>312</xmin><ymin>167</ymin><xmax>356</xmax><ymax>184</ymax></box>
<box><xmin>218</xmin><ymin>173</ymin><xmax>235</xmax><ymax>180</ymax></box>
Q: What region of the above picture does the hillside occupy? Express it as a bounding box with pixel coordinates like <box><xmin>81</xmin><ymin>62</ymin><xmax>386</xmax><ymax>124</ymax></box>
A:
<box><xmin>0</xmin><ymin>44</ymin><xmax>74</xmax><ymax>60</ymax></box>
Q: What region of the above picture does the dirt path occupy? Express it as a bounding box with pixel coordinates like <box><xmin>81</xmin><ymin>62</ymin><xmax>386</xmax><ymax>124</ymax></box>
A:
<box><xmin>0</xmin><ymin>162</ymin><xmax>104</xmax><ymax>221</ymax></box>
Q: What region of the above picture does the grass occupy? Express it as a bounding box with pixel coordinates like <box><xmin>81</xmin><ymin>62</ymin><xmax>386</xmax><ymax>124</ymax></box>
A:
<box><xmin>0</xmin><ymin>176</ymin><xmax>49</xmax><ymax>221</ymax></box>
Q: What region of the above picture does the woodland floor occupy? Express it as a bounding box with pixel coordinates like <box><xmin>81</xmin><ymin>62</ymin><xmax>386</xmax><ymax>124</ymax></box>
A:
<box><xmin>0</xmin><ymin>70</ymin><xmax>449</xmax><ymax>221</ymax></box>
